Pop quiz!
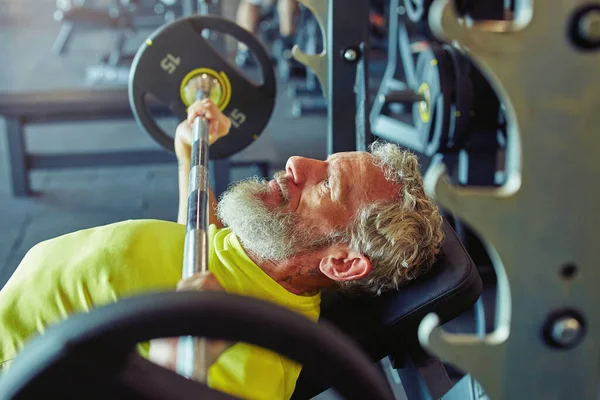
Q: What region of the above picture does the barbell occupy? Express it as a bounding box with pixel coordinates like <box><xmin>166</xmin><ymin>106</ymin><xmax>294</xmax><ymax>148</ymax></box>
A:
<box><xmin>128</xmin><ymin>15</ymin><xmax>277</xmax><ymax>158</ymax></box>
<box><xmin>0</xmin><ymin>292</ymin><xmax>395</xmax><ymax>399</ymax></box>
<box><xmin>128</xmin><ymin>15</ymin><xmax>278</xmax><ymax>382</ymax></box>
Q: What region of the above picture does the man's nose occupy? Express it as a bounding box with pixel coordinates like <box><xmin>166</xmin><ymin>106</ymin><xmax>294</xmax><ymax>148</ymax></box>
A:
<box><xmin>285</xmin><ymin>156</ymin><xmax>325</xmax><ymax>186</ymax></box>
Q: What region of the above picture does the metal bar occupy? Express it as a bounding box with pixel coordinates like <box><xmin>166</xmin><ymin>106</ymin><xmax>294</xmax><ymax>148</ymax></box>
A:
<box><xmin>0</xmin><ymin>89</ymin><xmax>171</xmax><ymax>122</ymax></box>
<box><xmin>131</xmin><ymin>15</ymin><xmax>170</xmax><ymax>28</ymax></box>
<box><xmin>17</xmin><ymin>109</ymin><xmax>171</xmax><ymax>124</ymax></box>
<box><xmin>369</xmin><ymin>0</ymin><xmax>400</xmax><ymax>140</ymax></box>
<box><xmin>292</xmin><ymin>98</ymin><xmax>327</xmax><ymax>117</ymax></box>
<box><xmin>474</xmin><ymin>297</ymin><xmax>487</xmax><ymax>338</ymax></box>
<box><xmin>354</xmin><ymin>42</ymin><xmax>373</xmax><ymax>151</ymax></box>
<box><xmin>289</xmin><ymin>84</ymin><xmax>322</xmax><ymax>97</ymax></box>
<box><xmin>303</xmin><ymin>14</ymin><xmax>321</xmax><ymax>93</ymax></box>
<box><xmin>27</xmin><ymin>152</ymin><xmax>268</xmax><ymax>171</ymax></box>
<box><xmin>397</xmin><ymin>18</ymin><xmax>418</xmax><ymax>88</ymax></box>
<box><xmin>326</xmin><ymin>0</ymin><xmax>370</xmax><ymax>154</ymax></box>
<box><xmin>52</xmin><ymin>22</ymin><xmax>74</xmax><ymax>56</ymax></box>
<box><xmin>4</xmin><ymin>117</ymin><xmax>30</xmax><ymax>197</ymax></box>
<box><xmin>384</xmin><ymin>91</ymin><xmax>425</xmax><ymax>104</ymax></box>
<box><xmin>60</xmin><ymin>6</ymin><xmax>119</xmax><ymax>27</ymax></box>
<box><xmin>107</xmin><ymin>30</ymin><xmax>129</xmax><ymax>66</ymax></box>
<box><xmin>28</xmin><ymin>151</ymin><xmax>175</xmax><ymax>169</ymax></box>
<box><xmin>177</xmin><ymin>77</ymin><xmax>213</xmax><ymax>383</ymax></box>
<box><xmin>371</xmin><ymin>115</ymin><xmax>424</xmax><ymax>152</ymax></box>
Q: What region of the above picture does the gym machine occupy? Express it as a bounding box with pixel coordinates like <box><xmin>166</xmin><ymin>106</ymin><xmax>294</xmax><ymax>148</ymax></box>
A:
<box><xmin>52</xmin><ymin>0</ymin><xmax>183</xmax><ymax>85</ymax></box>
<box><xmin>292</xmin><ymin>0</ymin><xmax>374</xmax><ymax>153</ymax></box>
<box><xmin>295</xmin><ymin>0</ymin><xmax>600</xmax><ymax>397</ymax></box>
<box><xmin>371</xmin><ymin>0</ymin><xmax>503</xmax><ymax>326</ymax></box>
<box><xmin>420</xmin><ymin>0</ymin><xmax>600</xmax><ymax>398</ymax></box>
<box><xmin>370</xmin><ymin>0</ymin><xmax>504</xmax><ymax>186</ymax></box>
<box><xmin>288</xmin><ymin>2</ymin><xmax>389</xmax><ymax>119</ymax></box>
<box><xmin>52</xmin><ymin>0</ymin><xmax>222</xmax><ymax>85</ymax></box>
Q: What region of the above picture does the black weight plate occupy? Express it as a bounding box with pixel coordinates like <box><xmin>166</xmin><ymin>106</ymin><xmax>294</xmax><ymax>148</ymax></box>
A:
<box><xmin>443</xmin><ymin>45</ymin><xmax>473</xmax><ymax>150</ymax></box>
<box><xmin>412</xmin><ymin>44</ymin><xmax>453</xmax><ymax>156</ymax></box>
<box><xmin>129</xmin><ymin>16</ymin><xmax>277</xmax><ymax>158</ymax></box>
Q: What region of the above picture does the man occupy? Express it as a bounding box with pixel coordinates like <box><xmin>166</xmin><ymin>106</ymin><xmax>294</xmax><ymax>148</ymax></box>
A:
<box><xmin>0</xmin><ymin>100</ymin><xmax>444</xmax><ymax>399</ymax></box>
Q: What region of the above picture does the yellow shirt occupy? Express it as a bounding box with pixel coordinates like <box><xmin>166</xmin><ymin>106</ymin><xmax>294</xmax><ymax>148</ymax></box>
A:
<box><xmin>0</xmin><ymin>220</ymin><xmax>321</xmax><ymax>400</ymax></box>
<box><xmin>207</xmin><ymin>226</ymin><xmax>321</xmax><ymax>399</ymax></box>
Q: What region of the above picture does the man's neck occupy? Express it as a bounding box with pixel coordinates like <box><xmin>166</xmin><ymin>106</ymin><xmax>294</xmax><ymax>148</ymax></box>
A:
<box><xmin>246</xmin><ymin>250</ymin><xmax>331</xmax><ymax>295</ymax></box>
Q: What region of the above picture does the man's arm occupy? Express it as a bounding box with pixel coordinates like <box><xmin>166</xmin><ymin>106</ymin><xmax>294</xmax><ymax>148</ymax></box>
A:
<box><xmin>175</xmin><ymin>99</ymin><xmax>231</xmax><ymax>228</ymax></box>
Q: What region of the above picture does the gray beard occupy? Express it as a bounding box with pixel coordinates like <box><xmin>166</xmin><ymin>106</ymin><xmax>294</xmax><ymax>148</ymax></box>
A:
<box><xmin>216</xmin><ymin>177</ymin><xmax>311</xmax><ymax>260</ymax></box>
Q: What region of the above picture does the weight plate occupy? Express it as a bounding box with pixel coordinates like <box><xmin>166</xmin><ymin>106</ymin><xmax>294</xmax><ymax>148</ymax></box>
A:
<box><xmin>412</xmin><ymin>43</ymin><xmax>453</xmax><ymax>156</ymax></box>
<box><xmin>129</xmin><ymin>16</ymin><xmax>277</xmax><ymax>158</ymax></box>
<box><xmin>444</xmin><ymin>45</ymin><xmax>473</xmax><ymax>150</ymax></box>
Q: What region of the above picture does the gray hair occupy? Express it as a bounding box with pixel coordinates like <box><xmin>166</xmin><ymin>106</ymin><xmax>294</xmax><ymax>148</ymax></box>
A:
<box><xmin>337</xmin><ymin>141</ymin><xmax>444</xmax><ymax>295</ymax></box>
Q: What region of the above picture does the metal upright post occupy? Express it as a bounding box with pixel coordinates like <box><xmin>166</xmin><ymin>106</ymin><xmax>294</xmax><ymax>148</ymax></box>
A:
<box><xmin>355</xmin><ymin>42</ymin><xmax>373</xmax><ymax>151</ymax></box>
<box><xmin>4</xmin><ymin>117</ymin><xmax>30</xmax><ymax>197</ymax></box>
<box><xmin>327</xmin><ymin>0</ymin><xmax>371</xmax><ymax>154</ymax></box>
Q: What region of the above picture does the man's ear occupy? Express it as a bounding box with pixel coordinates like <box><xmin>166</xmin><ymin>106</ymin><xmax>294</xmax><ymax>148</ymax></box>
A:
<box><xmin>318</xmin><ymin>246</ymin><xmax>371</xmax><ymax>282</ymax></box>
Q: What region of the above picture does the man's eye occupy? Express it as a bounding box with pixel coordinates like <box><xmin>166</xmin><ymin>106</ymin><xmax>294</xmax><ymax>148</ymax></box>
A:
<box><xmin>324</xmin><ymin>178</ymin><xmax>331</xmax><ymax>190</ymax></box>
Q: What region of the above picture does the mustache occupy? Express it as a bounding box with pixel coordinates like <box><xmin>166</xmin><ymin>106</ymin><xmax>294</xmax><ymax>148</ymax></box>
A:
<box><xmin>273</xmin><ymin>170</ymin><xmax>290</xmax><ymax>203</ymax></box>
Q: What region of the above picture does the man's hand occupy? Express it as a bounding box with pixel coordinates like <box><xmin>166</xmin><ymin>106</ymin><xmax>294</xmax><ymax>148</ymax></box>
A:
<box><xmin>177</xmin><ymin>272</ymin><xmax>232</xmax><ymax>365</ymax></box>
<box><xmin>175</xmin><ymin>99</ymin><xmax>232</xmax><ymax>164</ymax></box>
<box><xmin>177</xmin><ymin>271</ymin><xmax>224</xmax><ymax>292</ymax></box>
<box><xmin>148</xmin><ymin>272</ymin><xmax>232</xmax><ymax>371</ymax></box>
<box><xmin>175</xmin><ymin>99</ymin><xmax>228</xmax><ymax>227</ymax></box>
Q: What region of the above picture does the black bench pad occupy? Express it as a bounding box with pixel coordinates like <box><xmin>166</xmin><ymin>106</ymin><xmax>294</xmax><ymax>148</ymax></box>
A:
<box><xmin>292</xmin><ymin>221</ymin><xmax>482</xmax><ymax>399</ymax></box>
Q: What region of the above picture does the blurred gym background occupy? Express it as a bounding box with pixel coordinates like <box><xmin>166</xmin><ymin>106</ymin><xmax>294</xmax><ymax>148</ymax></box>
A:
<box><xmin>0</xmin><ymin>0</ymin><xmax>385</xmax><ymax>287</ymax></box>
<box><xmin>0</xmin><ymin>2</ymin><xmax>510</xmax><ymax>398</ymax></box>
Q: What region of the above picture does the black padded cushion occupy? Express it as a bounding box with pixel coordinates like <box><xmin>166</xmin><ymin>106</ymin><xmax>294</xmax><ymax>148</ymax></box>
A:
<box><xmin>292</xmin><ymin>220</ymin><xmax>482</xmax><ymax>399</ymax></box>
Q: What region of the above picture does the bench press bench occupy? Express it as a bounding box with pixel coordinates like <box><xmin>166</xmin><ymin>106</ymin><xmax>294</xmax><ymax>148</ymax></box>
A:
<box><xmin>0</xmin><ymin>89</ymin><xmax>269</xmax><ymax>197</ymax></box>
<box><xmin>293</xmin><ymin>220</ymin><xmax>483</xmax><ymax>399</ymax></box>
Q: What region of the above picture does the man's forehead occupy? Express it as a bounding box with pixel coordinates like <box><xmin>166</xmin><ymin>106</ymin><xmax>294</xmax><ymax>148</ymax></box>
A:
<box><xmin>326</xmin><ymin>151</ymin><xmax>397</xmax><ymax>204</ymax></box>
<box><xmin>325</xmin><ymin>151</ymin><xmax>371</xmax><ymax>163</ymax></box>
<box><xmin>327</xmin><ymin>152</ymin><xmax>390</xmax><ymax>187</ymax></box>
<box><xmin>325</xmin><ymin>152</ymin><xmax>379</xmax><ymax>181</ymax></box>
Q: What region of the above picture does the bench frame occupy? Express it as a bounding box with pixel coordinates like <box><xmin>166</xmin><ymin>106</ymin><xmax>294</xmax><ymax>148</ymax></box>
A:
<box><xmin>0</xmin><ymin>89</ymin><xmax>268</xmax><ymax>197</ymax></box>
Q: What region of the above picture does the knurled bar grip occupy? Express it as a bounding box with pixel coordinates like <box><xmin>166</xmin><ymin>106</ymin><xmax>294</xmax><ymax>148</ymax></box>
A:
<box><xmin>177</xmin><ymin>76</ymin><xmax>213</xmax><ymax>383</ymax></box>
